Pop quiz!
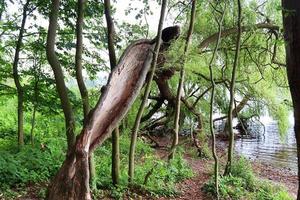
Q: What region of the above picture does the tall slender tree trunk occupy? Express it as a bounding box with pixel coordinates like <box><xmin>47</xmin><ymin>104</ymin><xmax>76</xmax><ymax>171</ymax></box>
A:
<box><xmin>46</xmin><ymin>0</ymin><xmax>75</xmax><ymax>152</ymax></box>
<box><xmin>30</xmin><ymin>69</ymin><xmax>39</xmax><ymax>145</ymax></box>
<box><xmin>75</xmin><ymin>0</ymin><xmax>89</xmax><ymax>121</ymax></box>
<box><xmin>104</xmin><ymin>0</ymin><xmax>120</xmax><ymax>186</ymax></box>
<box><xmin>128</xmin><ymin>0</ymin><xmax>168</xmax><ymax>183</ymax></box>
<box><xmin>13</xmin><ymin>0</ymin><xmax>30</xmax><ymax>147</ymax></box>
<box><xmin>224</xmin><ymin>0</ymin><xmax>242</xmax><ymax>175</ymax></box>
<box><xmin>169</xmin><ymin>0</ymin><xmax>197</xmax><ymax>160</ymax></box>
<box><xmin>208</xmin><ymin>2</ymin><xmax>226</xmax><ymax>196</ymax></box>
<box><xmin>281</xmin><ymin>1</ymin><xmax>300</xmax><ymax>199</ymax></box>
<box><xmin>74</xmin><ymin>0</ymin><xmax>96</xmax><ymax>186</ymax></box>
<box><xmin>30</xmin><ymin>105</ymin><xmax>37</xmax><ymax>144</ymax></box>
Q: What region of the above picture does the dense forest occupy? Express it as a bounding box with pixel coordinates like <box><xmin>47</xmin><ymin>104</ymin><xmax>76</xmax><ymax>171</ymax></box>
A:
<box><xmin>0</xmin><ymin>0</ymin><xmax>299</xmax><ymax>199</ymax></box>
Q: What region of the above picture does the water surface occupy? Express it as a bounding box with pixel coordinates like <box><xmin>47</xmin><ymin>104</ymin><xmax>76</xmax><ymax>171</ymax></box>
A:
<box><xmin>235</xmin><ymin>122</ymin><xmax>297</xmax><ymax>172</ymax></box>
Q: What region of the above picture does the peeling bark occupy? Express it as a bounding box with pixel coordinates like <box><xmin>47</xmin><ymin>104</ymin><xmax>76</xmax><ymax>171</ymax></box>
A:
<box><xmin>46</xmin><ymin>40</ymin><xmax>154</xmax><ymax>200</ymax></box>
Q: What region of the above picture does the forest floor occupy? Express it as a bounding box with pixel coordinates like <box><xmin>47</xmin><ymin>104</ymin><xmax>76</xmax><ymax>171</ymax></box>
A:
<box><xmin>10</xmin><ymin>135</ymin><xmax>298</xmax><ymax>200</ymax></box>
<box><xmin>154</xmin><ymin>135</ymin><xmax>298</xmax><ymax>200</ymax></box>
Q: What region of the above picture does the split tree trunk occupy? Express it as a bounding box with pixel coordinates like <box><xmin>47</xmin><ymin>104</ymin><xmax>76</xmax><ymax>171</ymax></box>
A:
<box><xmin>46</xmin><ymin>40</ymin><xmax>154</xmax><ymax>200</ymax></box>
<box><xmin>281</xmin><ymin>1</ymin><xmax>300</xmax><ymax>199</ymax></box>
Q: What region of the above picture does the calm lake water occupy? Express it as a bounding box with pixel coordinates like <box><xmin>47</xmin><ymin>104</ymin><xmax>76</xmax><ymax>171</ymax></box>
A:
<box><xmin>235</xmin><ymin>122</ymin><xmax>297</xmax><ymax>172</ymax></box>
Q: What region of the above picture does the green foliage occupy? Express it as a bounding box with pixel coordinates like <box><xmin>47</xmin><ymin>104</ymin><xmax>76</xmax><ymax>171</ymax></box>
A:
<box><xmin>0</xmin><ymin>138</ymin><xmax>66</xmax><ymax>189</ymax></box>
<box><xmin>203</xmin><ymin>157</ymin><xmax>293</xmax><ymax>200</ymax></box>
<box><xmin>92</xmin><ymin>133</ymin><xmax>193</xmax><ymax>198</ymax></box>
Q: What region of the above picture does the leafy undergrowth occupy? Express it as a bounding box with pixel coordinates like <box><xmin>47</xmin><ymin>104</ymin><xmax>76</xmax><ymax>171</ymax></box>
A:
<box><xmin>0</xmin><ymin>137</ymin><xmax>66</xmax><ymax>199</ymax></box>
<box><xmin>92</xmin><ymin>131</ymin><xmax>194</xmax><ymax>199</ymax></box>
<box><xmin>203</xmin><ymin>157</ymin><xmax>293</xmax><ymax>200</ymax></box>
<box><xmin>0</xmin><ymin>131</ymin><xmax>193</xmax><ymax>200</ymax></box>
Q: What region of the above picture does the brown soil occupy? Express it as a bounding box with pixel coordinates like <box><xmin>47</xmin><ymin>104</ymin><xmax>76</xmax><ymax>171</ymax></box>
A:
<box><xmin>154</xmin><ymin>136</ymin><xmax>298</xmax><ymax>200</ymax></box>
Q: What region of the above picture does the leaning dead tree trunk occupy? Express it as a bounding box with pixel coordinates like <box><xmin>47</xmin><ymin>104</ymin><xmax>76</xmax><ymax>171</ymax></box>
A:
<box><xmin>224</xmin><ymin>0</ymin><xmax>242</xmax><ymax>175</ymax></box>
<box><xmin>46</xmin><ymin>0</ymin><xmax>75</xmax><ymax>151</ymax></box>
<box><xmin>128</xmin><ymin>0</ymin><xmax>167</xmax><ymax>183</ymax></box>
<box><xmin>13</xmin><ymin>0</ymin><xmax>30</xmax><ymax>146</ymax></box>
<box><xmin>104</xmin><ymin>0</ymin><xmax>120</xmax><ymax>186</ymax></box>
<box><xmin>169</xmin><ymin>0</ymin><xmax>197</xmax><ymax>160</ymax></box>
<box><xmin>46</xmin><ymin>39</ymin><xmax>154</xmax><ymax>200</ymax></box>
<box><xmin>281</xmin><ymin>1</ymin><xmax>300</xmax><ymax>199</ymax></box>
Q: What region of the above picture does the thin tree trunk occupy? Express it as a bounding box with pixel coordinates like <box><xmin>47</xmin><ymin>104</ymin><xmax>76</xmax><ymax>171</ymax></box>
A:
<box><xmin>224</xmin><ymin>0</ymin><xmax>242</xmax><ymax>175</ymax></box>
<box><xmin>128</xmin><ymin>0</ymin><xmax>168</xmax><ymax>183</ymax></box>
<box><xmin>30</xmin><ymin>72</ymin><xmax>39</xmax><ymax>145</ymax></box>
<box><xmin>281</xmin><ymin>1</ymin><xmax>300</xmax><ymax>199</ymax></box>
<box><xmin>13</xmin><ymin>0</ymin><xmax>30</xmax><ymax>147</ymax></box>
<box><xmin>46</xmin><ymin>0</ymin><xmax>75</xmax><ymax>152</ymax></box>
<box><xmin>74</xmin><ymin>0</ymin><xmax>96</xmax><ymax>186</ymax></box>
<box><xmin>75</xmin><ymin>0</ymin><xmax>89</xmax><ymax>121</ymax></box>
<box><xmin>169</xmin><ymin>0</ymin><xmax>197</xmax><ymax>160</ymax></box>
<box><xmin>208</xmin><ymin>3</ymin><xmax>226</xmax><ymax>196</ymax></box>
<box><xmin>111</xmin><ymin>126</ymin><xmax>120</xmax><ymax>185</ymax></box>
<box><xmin>30</xmin><ymin>106</ymin><xmax>36</xmax><ymax>144</ymax></box>
<box><xmin>104</xmin><ymin>0</ymin><xmax>120</xmax><ymax>186</ymax></box>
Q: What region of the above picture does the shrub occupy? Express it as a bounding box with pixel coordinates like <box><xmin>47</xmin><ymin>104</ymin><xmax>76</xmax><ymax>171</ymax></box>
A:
<box><xmin>93</xmin><ymin>132</ymin><xmax>193</xmax><ymax>198</ymax></box>
<box><xmin>203</xmin><ymin>157</ymin><xmax>293</xmax><ymax>200</ymax></box>
<box><xmin>0</xmin><ymin>138</ymin><xmax>66</xmax><ymax>189</ymax></box>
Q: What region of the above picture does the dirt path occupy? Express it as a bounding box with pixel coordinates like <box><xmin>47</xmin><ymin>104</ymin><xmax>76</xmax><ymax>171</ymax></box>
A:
<box><xmin>154</xmin><ymin>136</ymin><xmax>298</xmax><ymax>200</ymax></box>
<box><xmin>159</xmin><ymin>155</ymin><xmax>211</xmax><ymax>200</ymax></box>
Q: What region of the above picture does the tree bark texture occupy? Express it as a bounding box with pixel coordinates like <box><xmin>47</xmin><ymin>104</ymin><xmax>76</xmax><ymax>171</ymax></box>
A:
<box><xmin>281</xmin><ymin>1</ymin><xmax>300</xmax><ymax>199</ymax></box>
<box><xmin>46</xmin><ymin>39</ymin><xmax>154</xmax><ymax>200</ymax></box>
